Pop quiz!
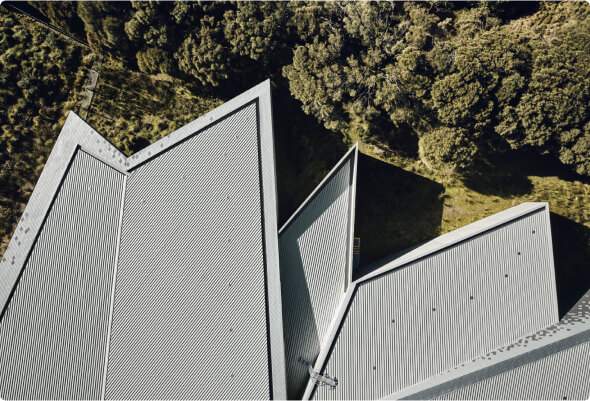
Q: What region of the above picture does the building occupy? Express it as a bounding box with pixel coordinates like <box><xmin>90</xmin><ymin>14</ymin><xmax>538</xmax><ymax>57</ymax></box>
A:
<box><xmin>0</xmin><ymin>81</ymin><xmax>588</xmax><ymax>400</ymax></box>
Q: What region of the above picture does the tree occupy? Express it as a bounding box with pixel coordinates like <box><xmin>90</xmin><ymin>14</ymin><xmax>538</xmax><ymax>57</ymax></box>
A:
<box><xmin>509</xmin><ymin>13</ymin><xmax>590</xmax><ymax>176</ymax></box>
<box><xmin>283</xmin><ymin>2</ymin><xmax>462</xmax><ymax>148</ymax></box>
<box><xmin>419</xmin><ymin>126</ymin><xmax>478</xmax><ymax>172</ymax></box>
<box><xmin>77</xmin><ymin>2</ymin><xmax>133</xmax><ymax>62</ymax></box>
<box><xmin>124</xmin><ymin>1</ymin><xmax>178</xmax><ymax>75</ymax></box>
<box><xmin>27</xmin><ymin>1</ymin><xmax>86</xmax><ymax>40</ymax></box>
<box><xmin>175</xmin><ymin>14</ymin><xmax>233</xmax><ymax>87</ymax></box>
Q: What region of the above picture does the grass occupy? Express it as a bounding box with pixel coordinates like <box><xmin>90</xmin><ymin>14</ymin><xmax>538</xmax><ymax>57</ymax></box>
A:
<box><xmin>361</xmin><ymin>142</ymin><xmax>590</xmax><ymax>233</ymax></box>
<box><xmin>85</xmin><ymin>61</ymin><xmax>222</xmax><ymax>156</ymax></box>
<box><xmin>359</xmin><ymin>142</ymin><xmax>590</xmax><ymax>315</ymax></box>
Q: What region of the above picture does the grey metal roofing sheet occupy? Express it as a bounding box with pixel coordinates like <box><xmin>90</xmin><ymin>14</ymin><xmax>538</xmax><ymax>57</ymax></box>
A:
<box><xmin>359</xmin><ymin>202</ymin><xmax>557</xmax><ymax>282</ymax></box>
<box><xmin>0</xmin><ymin>80</ymin><xmax>286</xmax><ymax>400</ymax></box>
<box><xmin>434</xmin><ymin>341</ymin><xmax>590</xmax><ymax>400</ymax></box>
<box><xmin>0</xmin><ymin>114</ymin><xmax>128</xmax><ymax>315</ymax></box>
<box><xmin>304</xmin><ymin>203</ymin><xmax>559</xmax><ymax>400</ymax></box>
<box><xmin>0</xmin><ymin>74</ymin><xmax>574</xmax><ymax>400</ymax></box>
<box><xmin>104</xmin><ymin>102</ymin><xmax>273</xmax><ymax>399</ymax></box>
<box><xmin>388</xmin><ymin>289</ymin><xmax>590</xmax><ymax>400</ymax></box>
<box><xmin>0</xmin><ymin>150</ymin><xmax>124</xmax><ymax>399</ymax></box>
<box><xmin>278</xmin><ymin>145</ymin><xmax>358</xmax><ymax>399</ymax></box>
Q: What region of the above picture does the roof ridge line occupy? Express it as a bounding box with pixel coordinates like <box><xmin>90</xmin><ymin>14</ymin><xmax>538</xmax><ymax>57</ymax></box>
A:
<box><xmin>357</xmin><ymin>202</ymin><xmax>549</xmax><ymax>283</ymax></box>
<box><xmin>301</xmin><ymin>202</ymin><xmax>553</xmax><ymax>400</ymax></box>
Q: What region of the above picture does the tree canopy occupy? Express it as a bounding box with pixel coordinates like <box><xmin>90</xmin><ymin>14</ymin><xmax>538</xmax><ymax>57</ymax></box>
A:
<box><xmin>0</xmin><ymin>8</ymin><xmax>89</xmax><ymax>249</ymax></box>
<box><xmin>24</xmin><ymin>1</ymin><xmax>589</xmax><ymax>180</ymax></box>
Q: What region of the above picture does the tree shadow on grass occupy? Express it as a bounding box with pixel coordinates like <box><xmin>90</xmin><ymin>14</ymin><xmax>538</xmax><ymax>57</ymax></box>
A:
<box><xmin>354</xmin><ymin>153</ymin><xmax>445</xmax><ymax>271</ymax></box>
<box><xmin>550</xmin><ymin>213</ymin><xmax>590</xmax><ymax>318</ymax></box>
<box><xmin>271</xmin><ymin>86</ymin><xmax>348</xmax><ymax>226</ymax></box>
<box><xmin>462</xmin><ymin>152</ymin><xmax>534</xmax><ymax>197</ymax></box>
<box><xmin>463</xmin><ymin>148</ymin><xmax>590</xmax><ymax>197</ymax></box>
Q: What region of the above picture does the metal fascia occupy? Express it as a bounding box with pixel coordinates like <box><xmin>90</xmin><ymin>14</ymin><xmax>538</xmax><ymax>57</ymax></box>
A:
<box><xmin>542</xmin><ymin>203</ymin><xmax>560</xmax><ymax>322</ymax></box>
<box><xmin>257</xmin><ymin>80</ymin><xmax>287</xmax><ymax>400</ymax></box>
<box><xmin>345</xmin><ymin>143</ymin><xmax>359</xmax><ymax>290</ymax></box>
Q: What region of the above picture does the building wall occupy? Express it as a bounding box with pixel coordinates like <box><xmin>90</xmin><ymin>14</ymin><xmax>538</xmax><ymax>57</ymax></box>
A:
<box><xmin>313</xmin><ymin>207</ymin><xmax>558</xmax><ymax>400</ymax></box>
<box><xmin>103</xmin><ymin>103</ymin><xmax>273</xmax><ymax>399</ymax></box>
<box><xmin>435</xmin><ymin>340</ymin><xmax>590</xmax><ymax>400</ymax></box>
<box><xmin>279</xmin><ymin>153</ymin><xmax>355</xmax><ymax>399</ymax></box>
<box><xmin>0</xmin><ymin>151</ymin><xmax>124</xmax><ymax>399</ymax></box>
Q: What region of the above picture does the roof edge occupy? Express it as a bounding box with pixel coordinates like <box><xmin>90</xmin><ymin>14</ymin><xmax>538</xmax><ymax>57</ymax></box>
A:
<box><xmin>357</xmin><ymin>202</ymin><xmax>549</xmax><ymax>283</ymax></box>
<box><xmin>390</xmin><ymin>330</ymin><xmax>590</xmax><ymax>400</ymax></box>
<box><xmin>279</xmin><ymin>142</ymin><xmax>359</xmax><ymax>235</ymax></box>
<box><xmin>388</xmin><ymin>290</ymin><xmax>590</xmax><ymax>400</ymax></box>
<box><xmin>47</xmin><ymin>80</ymin><xmax>277</xmax><ymax>174</ymax></box>
<box><xmin>345</xmin><ymin>144</ymin><xmax>359</xmax><ymax>290</ymax></box>
<box><xmin>124</xmin><ymin>80</ymin><xmax>273</xmax><ymax>170</ymax></box>
<box><xmin>255</xmin><ymin>79</ymin><xmax>288</xmax><ymax>400</ymax></box>
<box><xmin>0</xmin><ymin>111</ymin><xmax>127</xmax><ymax>317</ymax></box>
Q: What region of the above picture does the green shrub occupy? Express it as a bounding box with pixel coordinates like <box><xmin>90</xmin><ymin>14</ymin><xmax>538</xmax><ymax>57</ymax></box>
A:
<box><xmin>419</xmin><ymin>127</ymin><xmax>478</xmax><ymax>173</ymax></box>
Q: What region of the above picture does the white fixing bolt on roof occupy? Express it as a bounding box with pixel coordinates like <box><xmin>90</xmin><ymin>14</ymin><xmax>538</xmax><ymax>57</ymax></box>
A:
<box><xmin>0</xmin><ymin>78</ymin><xmax>586</xmax><ymax>401</ymax></box>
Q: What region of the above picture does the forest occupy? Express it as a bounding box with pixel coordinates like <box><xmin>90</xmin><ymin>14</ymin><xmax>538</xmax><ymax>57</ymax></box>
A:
<box><xmin>0</xmin><ymin>1</ymin><xmax>589</xmax><ymax>310</ymax></box>
<box><xmin>19</xmin><ymin>1</ymin><xmax>589</xmax><ymax>175</ymax></box>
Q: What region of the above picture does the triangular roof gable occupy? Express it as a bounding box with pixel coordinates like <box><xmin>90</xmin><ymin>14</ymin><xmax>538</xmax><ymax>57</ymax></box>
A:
<box><xmin>303</xmin><ymin>202</ymin><xmax>559</xmax><ymax>400</ymax></box>
<box><xmin>0</xmin><ymin>80</ymin><xmax>286</xmax><ymax>399</ymax></box>
<box><xmin>278</xmin><ymin>144</ymin><xmax>358</xmax><ymax>398</ymax></box>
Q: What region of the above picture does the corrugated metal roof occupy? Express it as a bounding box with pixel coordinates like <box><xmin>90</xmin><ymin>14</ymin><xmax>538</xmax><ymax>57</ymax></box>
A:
<box><xmin>278</xmin><ymin>145</ymin><xmax>358</xmax><ymax>399</ymax></box>
<box><xmin>304</xmin><ymin>203</ymin><xmax>559</xmax><ymax>400</ymax></box>
<box><xmin>104</xmin><ymin>102</ymin><xmax>273</xmax><ymax>399</ymax></box>
<box><xmin>0</xmin><ymin>150</ymin><xmax>125</xmax><ymax>399</ymax></box>
<box><xmin>389</xmin><ymin>289</ymin><xmax>590</xmax><ymax>400</ymax></box>
<box><xmin>0</xmin><ymin>76</ymin><xmax>580</xmax><ymax>400</ymax></box>
<box><xmin>0</xmin><ymin>80</ymin><xmax>286</xmax><ymax>400</ymax></box>
<box><xmin>434</xmin><ymin>341</ymin><xmax>590</xmax><ymax>400</ymax></box>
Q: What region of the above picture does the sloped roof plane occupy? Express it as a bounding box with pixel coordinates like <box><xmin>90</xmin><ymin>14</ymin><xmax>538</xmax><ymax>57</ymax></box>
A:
<box><xmin>278</xmin><ymin>144</ymin><xmax>358</xmax><ymax>399</ymax></box>
<box><xmin>389</xmin><ymin>289</ymin><xmax>590</xmax><ymax>400</ymax></box>
<box><xmin>434</xmin><ymin>341</ymin><xmax>590</xmax><ymax>400</ymax></box>
<box><xmin>304</xmin><ymin>203</ymin><xmax>560</xmax><ymax>400</ymax></box>
<box><xmin>0</xmin><ymin>77</ymin><xmax>586</xmax><ymax>400</ymax></box>
<box><xmin>0</xmin><ymin>150</ymin><xmax>124</xmax><ymax>399</ymax></box>
<box><xmin>0</xmin><ymin>81</ymin><xmax>286</xmax><ymax>400</ymax></box>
